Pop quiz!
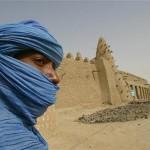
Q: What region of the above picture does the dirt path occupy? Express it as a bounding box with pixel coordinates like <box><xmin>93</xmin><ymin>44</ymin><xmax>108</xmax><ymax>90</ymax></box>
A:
<box><xmin>48</xmin><ymin>105</ymin><xmax>150</xmax><ymax>150</ymax></box>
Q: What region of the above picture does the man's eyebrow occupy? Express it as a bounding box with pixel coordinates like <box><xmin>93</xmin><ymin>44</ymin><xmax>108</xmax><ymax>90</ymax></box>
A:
<box><xmin>32</xmin><ymin>54</ymin><xmax>46</xmax><ymax>59</ymax></box>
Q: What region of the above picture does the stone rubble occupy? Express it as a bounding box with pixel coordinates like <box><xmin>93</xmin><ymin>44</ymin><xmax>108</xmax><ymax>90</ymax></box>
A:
<box><xmin>78</xmin><ymin>100</ymin><xmax>150</xmax><ymax>124</ymax></box>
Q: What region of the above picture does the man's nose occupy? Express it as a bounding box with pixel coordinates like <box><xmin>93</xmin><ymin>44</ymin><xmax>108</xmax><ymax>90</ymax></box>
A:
<box><xmin>43</xmin><ymin>63</ymin><xmax>60</xmax><ymax>84</ymax></box>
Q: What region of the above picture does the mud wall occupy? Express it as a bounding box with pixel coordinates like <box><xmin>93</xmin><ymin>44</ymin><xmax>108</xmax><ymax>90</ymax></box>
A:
<box><xmin>56</xmin><ymin>54</ymin><xmax>102</xmax><ymax>108</ymax></box>
<box><xmin>37</xmin><ymin>37</ymin><xmax>150</xmax><ymax>138</ymax></box>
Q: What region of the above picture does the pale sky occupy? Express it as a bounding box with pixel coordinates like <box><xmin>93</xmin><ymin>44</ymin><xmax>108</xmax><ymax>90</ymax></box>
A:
<box><xmin>0</xmin><ymin>0</ymin><xmax>150</xmax><ymax>82</ymax></box>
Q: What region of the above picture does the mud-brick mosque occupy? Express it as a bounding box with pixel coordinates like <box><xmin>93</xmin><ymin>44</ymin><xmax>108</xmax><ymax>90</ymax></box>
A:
<box><xmin>36</xmin><ymin>37</ymin><xmax>150</xmax><ymax>140</ymax></box>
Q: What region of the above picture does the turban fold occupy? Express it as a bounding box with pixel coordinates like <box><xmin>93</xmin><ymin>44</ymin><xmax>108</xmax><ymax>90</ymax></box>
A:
<box><xmin>0</xmin><ymin>20</ymin><xmax>63</xmax><ymax>150</ymax></box>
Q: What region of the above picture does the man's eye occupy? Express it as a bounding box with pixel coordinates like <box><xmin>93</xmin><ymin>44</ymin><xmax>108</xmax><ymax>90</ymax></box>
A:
<box><xmin>34</xmin><ymin>59</ymin><xmax>45</xmax><ymax>65</ymax></box>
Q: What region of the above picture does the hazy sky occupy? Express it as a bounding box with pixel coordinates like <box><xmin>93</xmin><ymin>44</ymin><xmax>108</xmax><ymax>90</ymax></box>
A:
<box><xmin>0</xmin><ymin>1</ymin><xmax>150</xmax><ymax>82</ymax></box>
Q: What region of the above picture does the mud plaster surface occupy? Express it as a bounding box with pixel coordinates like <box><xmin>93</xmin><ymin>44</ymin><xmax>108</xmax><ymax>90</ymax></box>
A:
<box><xmin>47</xmin><ymin>103</ymin><xmax>150</xmax><ymax>150</ymax></box>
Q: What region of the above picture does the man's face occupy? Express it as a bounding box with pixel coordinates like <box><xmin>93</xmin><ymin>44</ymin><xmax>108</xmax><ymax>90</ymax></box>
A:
<box><xmin>16</xmin><ymin>51</ymin><xmax>60</xmax><ymax>84</ymax></box>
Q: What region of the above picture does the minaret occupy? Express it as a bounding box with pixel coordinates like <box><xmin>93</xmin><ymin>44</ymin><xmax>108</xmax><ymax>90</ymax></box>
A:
<box><xmin>95</xmin><ymin>37</ymin><xmax>122</xmax><ymax>104</ymax></box>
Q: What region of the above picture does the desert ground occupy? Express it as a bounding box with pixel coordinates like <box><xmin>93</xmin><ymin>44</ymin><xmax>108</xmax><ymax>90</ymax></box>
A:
<box><xmin>47</xmin><ymin>103</ymin><xmax>150</xmax><ymax>150</ymax></box>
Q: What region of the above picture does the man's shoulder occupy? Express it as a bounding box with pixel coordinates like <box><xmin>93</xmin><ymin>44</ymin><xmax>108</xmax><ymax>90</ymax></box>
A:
<box><xmin>0</xmin><ymin>108</ymin><xmax>48</xmax><ymax>150</ymax></box>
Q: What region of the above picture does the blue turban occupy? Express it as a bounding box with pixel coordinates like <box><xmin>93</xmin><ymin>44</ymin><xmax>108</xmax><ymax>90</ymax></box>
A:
<box><xmin>0</xmin><ymin>20</ymin><xmax>63</xmax><ymax>150</ymax></box>
<box><xmin>0</xmin><ymin>20</ymin><xmax>63</xmax><ymax>68</ymax></box>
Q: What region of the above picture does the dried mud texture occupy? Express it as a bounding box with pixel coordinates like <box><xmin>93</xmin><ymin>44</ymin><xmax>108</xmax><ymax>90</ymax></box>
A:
<box><xmin>78</xmin><ymin>100</ymin><xmax>150</xmax><ymax>124</ymax></box>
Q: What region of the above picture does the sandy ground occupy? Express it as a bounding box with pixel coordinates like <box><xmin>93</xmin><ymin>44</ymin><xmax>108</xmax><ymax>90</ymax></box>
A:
<box><xmin>48</xmin><ymin>104</ymin><xmax>150</xmax><ymax>150</ymax></box>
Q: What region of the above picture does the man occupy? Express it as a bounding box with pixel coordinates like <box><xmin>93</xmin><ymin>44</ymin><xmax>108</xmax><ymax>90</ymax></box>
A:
<box><xmin>0</xmin><ymin>20</ymin><xmax>63</xmax><ymax>150</ymax></box>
